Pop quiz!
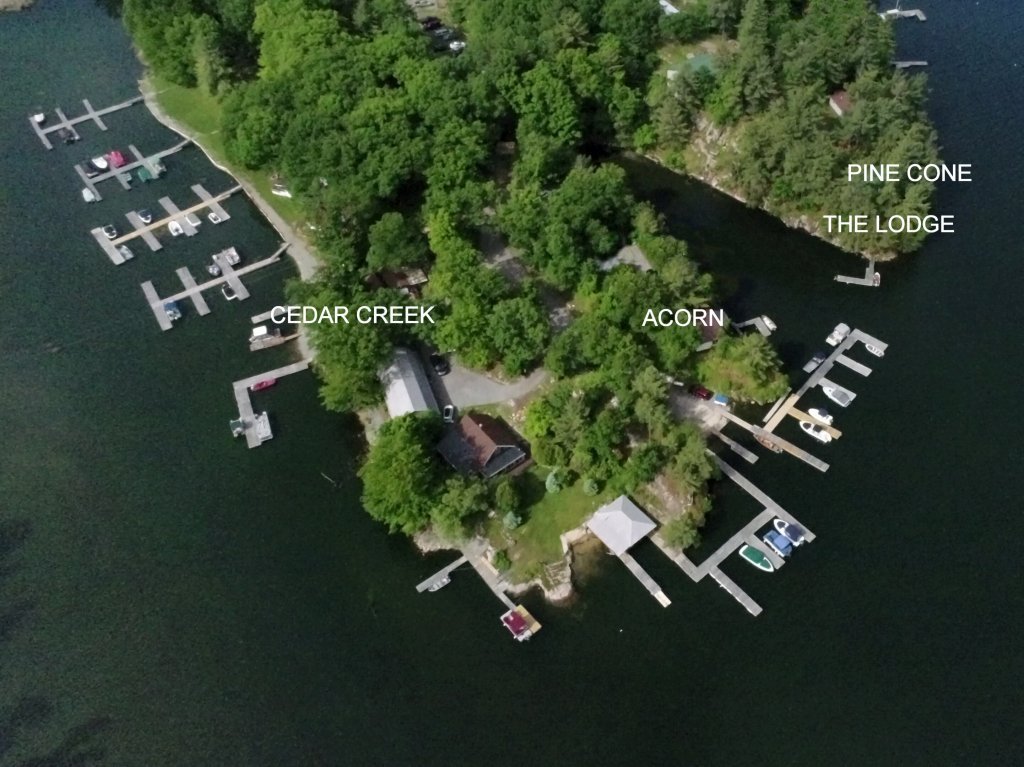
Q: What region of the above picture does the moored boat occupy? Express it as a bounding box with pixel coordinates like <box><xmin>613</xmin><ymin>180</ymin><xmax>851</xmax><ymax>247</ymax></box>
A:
<box><xmin>865</xmin><ymin>343</ymin><xmax>885</xmax><ymax>358</ymax></box>
<box><xmin>89</xmin><ymin>155</ymin><xmax>109</xmax><ymax>171</ymax></box>
<box><xmin>427</xmin><ymin>575</ymin><xmax>450</xmax><ymax>592</ymax></box>
<box><xmin>250</xmin><ymin>378</ymin><xmax>277</xmax><ymax>392</ymax></box>
<box><xmin>31</xmin><ymin>112</ymin><xmax>46</xmax><ymax>125</ymax></box>
<box><xmin>761</xmin><ymin>315</ymin><xmax>777</xmax><ymax>332</ymax></box>
<box><xmin>81</xmin><ymin>188</ymin><xmax>96</xmax><ymax>203</ymax></box>
<box><xmin>164</xmin><ymin>301</ymin><xmax>182</xmax><ymax>322</ymax></box>
<box><xmin>826</xmin><ymin>322</ymin><xmax>851</xmax><ymax>346</ymax></box>
<box><xmin>762</xmin><ymin>530</ymin><xmax>793</xmax><ymax>558</ymax></box>
<box><xmin>137</xmin><ymin>209</ymin><xmax>153</xmax><ymax>224</ymax></box>
<box><xmin>739</xmin><ymin>544</ymin><xmax>774</xmax><ymax>572</ymax></box>
<box><xmin>755</xmin><ymin>435</ymin><xmax>783</xmax><ymax>453</ymax></box>
<box><xmin>208</xmin><ymin>212</ymin><xmax>223</xmax><ymax>224</ymax></box>
<box><xmin>808</xmin><ymin>406</ymin><xmax>833</xmax><ymax>425</ymax></box>
<box><xmin>254</xmin><ymin>411</ymin><xmax>273</xmax><ymax>442</ymax></box>
<box><xmin>229</xmin><ymin>418</ymin><xmax>245</xmax><ymax>438</ymax></box>
<box><xmin>117</xmin><ymin>245</ymin><xmax>134</xmax><ymax>261</ymax></box>
<box><xmin>185</xmin><ymin>212</ymin><xmax>202</xmax><ymax>228</ymax></box>
<box><xmin>207</xmin><ymin>262</ymin><xmax>221</xmax><ymax>276</ymax></box>
<box><xmin>168</xmin><ymin>220</ymin><xmax>184</xmax><ymax>236</ymax></box>
<box><xmin>221</xmin><ymin>284</ymin><xmax>238</xmax><ymax>301</ymax></box>
<box><xmin>774</xmin><ymin>519</ymin><xmax>806</xmax><ymax>546</ymax></box>
<box><xmin>800</xmin><ymin>421</ymin><xmax>832</xmax><ymax>444</ymax></box>
<box><xmin>822</xmin><ymin>385</ymin><xmax>851</xmax><ymax>408</ymax></box>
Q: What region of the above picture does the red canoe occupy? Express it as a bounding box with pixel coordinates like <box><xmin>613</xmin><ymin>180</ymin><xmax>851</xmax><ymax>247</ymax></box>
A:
<box><xmin>250</xmin><ymin>378</ymin><xmax>277</xmax><ymax>392</ymax></box>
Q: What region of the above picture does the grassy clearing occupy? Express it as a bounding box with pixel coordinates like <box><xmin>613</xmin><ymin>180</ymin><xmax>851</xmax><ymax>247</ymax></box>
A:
<box><xmin>486</xmin><ymin>465</ymin><xmax>613</xmax><ymax>583</ymax></box>
<box><xmin>148</xmin><ymin>75</ymin><xmax>306</xmax><ymax>229</ymax></box>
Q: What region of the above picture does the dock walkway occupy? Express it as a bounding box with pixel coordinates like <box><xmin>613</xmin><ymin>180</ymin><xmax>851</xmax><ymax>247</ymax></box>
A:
<box><xmin>75</xmin><ymin>140</ymin><xmax>188</xmax><ymax>202</ymax></box>
<box><xmin>175</xmin><ymin>268</ymin><xmax>211</xmax><ymax>316</ymax></box>
<box><xmin>835</xmin><ymin>258</ymin><xmax>879</xmax><ymax>287</ymax></box>
<box><xmin>415</xmin><ymin>555</ymin><xmax>468</xmax><ymax>593</ymax></box>
<box><xmin>140</xmin><ymin>245</ymin><xmax>287</xmax><ymax>329</ymax></box>
<box><xmin>713</xmin><ymin>430</ymin><xmax>758</xmax><ymax>464</ymax></box>
<box><xmin>191</xmin><ymin>184</ymin><xmax>232</xmax><ymax>222</ymax></box>
<box><xmin>720</xmin><ymin>410</ymin><xmax>829</xmax><ymax>472</ymax></box>
<box><xmin>30</xmin><ymin>95</ymin><xmax>143</xmax><ymax>150</ymax></box>
<box><xmin>232</xmin><ymin>359</ymin><xmax>311</xmax><ymax>448</ymax></box>
<box><xmin>215</xmin><ymin>249</ymin><xmax>250</xmax><ymax>301</ymax></box>
<box><xmin>109</xmin><ymin>185</ymin><xmax>242</xmax><ymax>252</ymax></box>
<box><xmin>619</xmin><ymin>552</ymin><xmax>672</xmax><ymax>607</ymax></box>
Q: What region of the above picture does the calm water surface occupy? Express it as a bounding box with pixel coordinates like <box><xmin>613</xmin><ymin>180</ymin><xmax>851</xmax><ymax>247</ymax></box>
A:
<box><xmin>0</xmin><ymin>1</ymin><xmax>1021</xmax><ymax>765</ymax></box>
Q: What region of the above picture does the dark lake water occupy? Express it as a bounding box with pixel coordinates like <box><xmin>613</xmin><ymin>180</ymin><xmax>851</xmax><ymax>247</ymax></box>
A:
<box><xmin>1</xmin><ymin>1</ymin><xmax>1021</xmax><ymax>765</ymax></box>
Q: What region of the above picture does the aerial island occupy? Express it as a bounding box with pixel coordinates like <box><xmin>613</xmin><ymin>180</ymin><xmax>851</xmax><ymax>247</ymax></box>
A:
<box><xmin>123</xmin><ymin>0</ymin><xmax>935</xmax><ymax>599</ymax></box>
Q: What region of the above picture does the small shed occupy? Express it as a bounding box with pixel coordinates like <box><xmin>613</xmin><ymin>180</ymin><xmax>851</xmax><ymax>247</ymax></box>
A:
<box><xmin>829</xmin><ymin>89</ymin><xmax>852</xmax><ymax>117</ymax></box>
<box><xmin>587</xmin><ymin>496</ymin><xmax>657</xmax><ymax>556</ymax></box>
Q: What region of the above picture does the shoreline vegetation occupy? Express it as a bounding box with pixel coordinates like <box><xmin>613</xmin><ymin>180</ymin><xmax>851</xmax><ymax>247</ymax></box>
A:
<box><xmin>123</xmin><ymin>0</ymin><xmax>935</xmax><ymax>601</ymax></box>
<box><xmin>0</xmin><ymin>0</ymin><xmax>34</xmax><ymax>11</ymax></box>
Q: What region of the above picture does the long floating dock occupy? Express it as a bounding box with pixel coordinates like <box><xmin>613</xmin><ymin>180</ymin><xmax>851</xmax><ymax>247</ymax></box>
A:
<box><xmin>835</xmin><ymin>258</ymin><xmax>879</xmax><ymax>287</ymax></box>
<box><xmin>713</xmin><ymin>430</ymin><xmax>759</xmax><ymax>464</ymax></box>
<box><xmin>140</xmin><ymin>244</ymin><xmax>287</xmax><ymax>329</ymax></box>
<box><xmin>191</xmin><ymin>184</ymin><xmax>232</xmax><ymax>222</ymax></box>
<box><xmin>232</xmin><ymin>359</ymin><xmax>311</xmax><ymax>448</ymax></box>
<box><xmin>720</xmin><ymin>410</ymin><xmax>829</xmax><ymax>472</ymax></box>
<box><xmin>124</xmin><ymin>211</ymin><xmax>162</xmax><ymax>252</ymax></box>
<box><xmin>415</xmin><ymin>555</ymin><xmax>468</xmax><ymax>593</ymax></box>
<box><xmin>647</xmin><ymin>453</ymin><xmax>817</xmax><ymax>616</ymax></box>
<box><xmin>75</xmin><ymin>140</ymin><xmax>188</xmax><ymax>202</ymax></box>
<box><xmin>215</xmin><ymin>249</ymin><xmax>250</xmax><ymax>301</ymax></box>
<box><xmin>30</xmin><ymin>95</ymin><xmax>143</xmax><ymax>150</ymax></box>
<box><xmin>108</xmin><ymin>185</ymin><xmax>242</xmax><ymax>253</ymax></box>
<box><xmin>159</xmin><ymin>196</ymin><xmax>198</xmax><ymax>236</ymax></box>
<box><xmin>619</xmin><ymin>551</ymin><xmax>672</xmax><ymax>607</ymax></box>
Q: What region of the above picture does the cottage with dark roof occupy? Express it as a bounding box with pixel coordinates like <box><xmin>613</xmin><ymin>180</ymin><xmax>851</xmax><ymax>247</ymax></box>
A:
<box><xmin>437</xmin><ymin>413</ymin><xmax>528</xmax><ymax>478</ymax></box>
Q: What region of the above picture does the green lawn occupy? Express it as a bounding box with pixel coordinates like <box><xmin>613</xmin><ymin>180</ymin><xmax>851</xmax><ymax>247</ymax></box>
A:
<box><xmin>148</xmin><ymin>75</ymin><xmax>306</xmax><ymax>229</ymax></box>
<box><xmin>487</xmin><ymin>466</ymin><xmax>613</xmax><ymax>583</ymax></box>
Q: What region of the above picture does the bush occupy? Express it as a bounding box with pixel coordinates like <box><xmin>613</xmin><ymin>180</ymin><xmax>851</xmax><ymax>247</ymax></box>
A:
<box><xmin>664</xmin><ymin>514</ymin><xmax>702</xmax><ymax>550</ymax></box>
<box><xmin>494</xmin><ymin>478</ymin><xmax>520</xmax><ymax>515</ymax></box>
<box><xmin>545</xmin><ymin>469</ymin><xmax>565</xmax><ymax>494</ymax></box>
<box><xmin>503</xmin><ymin>511</ymin><xmax>523</xmax><ymax>530</ymax></box>
<box><xmin>493</xmin><ymin>549</ymin><xmax>512</xmax><ymax>572</ymax></box>
<box><xmin>582</xmin><ymin>477</ymin><xmax>600</xmax><ymax>496</ymax></box>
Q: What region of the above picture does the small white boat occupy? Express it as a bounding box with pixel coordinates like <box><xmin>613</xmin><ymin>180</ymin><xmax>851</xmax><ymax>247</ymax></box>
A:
<box><xmin>808</xmin><ymin>407</ymin><xmax>833</xmax><ymax>425</ymax></box>
<box><xmin>761</xmin><ymin>315</ymin><xmax>777</xmax><ymax>332</ymax></box>
<box><xmin>207</xmin><ymin>263</ymin><xmax>222</xmax><ymax>277</ymax></box>
<box><xmin>826</xmin><ymin>322</ymin><xmax>851</xmax><ymax>346</ymax></box>
<box><xmin>822</xmin><ymin>385</ymin><xmax>851</xmax><ymax>408</ymax></box>
<box><xmin>81</xmin><ymin>188</ymin><xmax>96</xmax><ymax>203</ymax></box>
<box><xmin>254</xmin><ymin>411</ymin><xmax>273</xmax><ymax>442</ymax></box>
<box><xmin>101</xmin><ymin>224</ymin><xmax>118</xmax><ymax>240</ymax></box>
<box><xmin>117</xmin><ymin>245</ymin><xmax>134</xmax><ymax>261</ymax></box>
<box><xmin>185</xmin><ymin>212</ymin><xmax>202</xmax><ymax>227</ymax></box>
<box><xmin>427</xmin><ymin>575</ymin><xmax>451</xmax><ymax>592</ymax></box>
<box><xmin>865</xmin><ymin>343</ymin><xmax>885</xmax><ymax>358</ymax></box>
<box><xmin>168</xmin><ymin>220</ymin><xmax>184</xmax><ymax>236</ymax></box>
<box><xmin>89</xmin><ymin>155</ymin><xmax>109</xmax><ymax>171</ymax></box>
<box><xmin>208</xmin><ymin>212</ymin><xmax>223</xmax><ymax>224</ymax></box>
<box><xmin>221</xmin><ymin>284</ymin><xmax>238</xmax><ymax>301</ymax></box>
<box><xmin>217</xmin><ymin>246</ymin><xmax>241</xmax><ymax>265</ymax></box>
<box><xmin>800</xmin><ymin>420</ymin><xmax>832</xmax><ymax>444</ymax></box>
<box><xmin>32</xmin><ymin>112</ymin><xmax>46</xmax><ymax>125</ymax></box>
<box><xmin>774</xmin><ymin>518</ymin><xmax>806</xmax><ymax>546</ymax></box>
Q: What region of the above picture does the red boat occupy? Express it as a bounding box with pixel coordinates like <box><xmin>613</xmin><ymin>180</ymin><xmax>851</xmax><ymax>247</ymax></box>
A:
<box><xmin>250</xmin><ymin>378</ymin><xmax>276</xmax><ymax>392</ymax></box>
<box><xmin>107</xmin><ymin>149</ymin><xmax>127</xmax><ymax>168</ymax></box>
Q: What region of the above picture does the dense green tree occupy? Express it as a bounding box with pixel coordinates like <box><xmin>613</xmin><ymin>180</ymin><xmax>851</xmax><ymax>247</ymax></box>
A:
<box><xmin>360</xmin><ymin>413</ymin><xmax>443</xmax><ymax>534</ymax></box>
<box><xmin>367</xmin><ymin>212</ymin><xmax>429</xmax><ymax>272</ymax></box>
<box><xmin>664</xmin><ymin>514</ymin><xmax>702</xmax><ymax>550</ymax></box>
<box><xmin>430</xmin><ymin>476</ymin><xmax>491</xmax><ymax>540</ymax></box>
<box><xmin>698</xmin><ymin>333</ymin><xmax>789</xmax><ymax>402</ymax></box>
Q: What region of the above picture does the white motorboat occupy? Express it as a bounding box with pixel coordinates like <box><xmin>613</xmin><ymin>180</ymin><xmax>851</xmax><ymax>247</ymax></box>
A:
<box><xmin>32</xmin><ymin>112</ymin><xmax>46</xmax><ymax>125</ymax></box>
<box><xmin>81</xmin><ymin>188</ymin><xmax>96</xmax><ymax>203</ymax></box>
<box><xmin>800</xmin><ymin>420</ymin><xmax>832</xmax><ymax>444</ymax></box>
<box><xmin>822</xmin><ymin>385</ymin><xmax>851</xmax><ymax>408</ymax></box>
<box><xmin>865</xmin><ymin>343</ymin><xmax>885</xmax><ymax>358</ymax></box>
<box><xmin>208</xmin><ymin>212</ymin><xmax>223</xmax><ymax>224</ymax></box>
<box><xmin>255</xmin><ymin>411</ymin><xmax>273</xmax><ymax>442</ymax></box>
<box><xmin>761</xmin><ymin>315</ymin><xmax>777</xmax><ymax>332</ymax></box>
<box><xmin>89</xmin><ymin>155</ymin><xmax>109</xmax><ymax>171</ymax></box>
<box><xmin>101</xmin><ymin>224</ymin><xmax>118</xmax><ymax>240</ymax></box>
<box><xmin>185</xmin><ymin>212</ymin><xmax>202</xmax><ymax>227</ymax></box>
<box><xmin>217</xmin><ymin>246</ymin><xmax>241</xmax><ymax>265</ymax></box>
<box><xmin>825</xmin><ymin>322</ymin><xmax>851</xmax><ymax>346</ymax></box>
<box><xmin>168</xmin><ymin>220</ymin><xmax>184</xmax><ymax>236</ymax></box>
<box><xmin>207</xmin><ymin>263</ymin><xmax>222</xmax><ymax>277</ymax></box>
<box><xmin>808</xmin><ymin>407</ymin><xmax>833</xmax><ymax>425</ymax></box>
<box><xmin>117</xmin><ymin>245</ymin><xmax>134</xmax><ymax>261</ymax></box>
<box><xmin>221</xmin><ymin>284</ymin><xmax>238</xmax><ymax>301</ymax></box>
<box><xmin>774</xmin><ymin>518</ymin><xmax>807</xmax><ymax>546</ymax></box>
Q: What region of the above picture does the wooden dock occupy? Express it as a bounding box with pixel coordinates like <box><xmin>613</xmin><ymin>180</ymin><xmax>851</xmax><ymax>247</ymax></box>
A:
<box><xmin>175</xmin><ymin>268</ymin><xmax>211</xmax><ymax>316</ymax></box>
<box><xmin>214</xmin><ymin>249</ymin><xmax>250</xmax><ymax>301</ymax></box>
<box><xmin>109</xmin><ymin>185</ymin><xmax>242</xmax><ymax>249</ymax></box>
<box><xmin>191</xmin><ymin>184</ymin><xmax>232</xmax><ymax>222</ymax></box>
<box><xmin>880</xmin><ymin>8</ymin><xmax>926</xmax><ymax>21</ymax></box>
<box><xmin>75</xmin><ymin>140</ymin><xmax>188</xmax><ymax>202</ymax></box>
<box><xmin>30</xmin><ymin>95</ymin><xmax>143</xmax><ymax>150</ymax></box>
<box><xmin>836</xmin><ymin>353</ymin><xmax>872</xmax><ymax>377</ymax></box>
<box><xmin>733</xmin><ymin>316</ymin><xmax>773</xmax><ymax>337</ymax></box>
<box><xmin>89</xmin><ymin>228</ymin><xmax>129</xmax><ymax>265</ymax></box>
<box><xmin>141</xmin><ymin>281</ymin><xmax>172</xmax><ymax>331</ymax></box>
<box><xmin>619</xmin><ymin>551</ymin><xmax>672</xmax><ymax>607</ymax></box>
<box><xmin>647</xmin><ymin>453</ymin><xmax>817</xmax><ymax>617</ymax></box>
<box><xmin>720</xmin><ymin>410</ymin><xmax>829</xmax><ymax>472</ymax></box>
<box><xmin>835</xmin><ymin>258</ymin><xmax>879</xmax><ymax>287</ymax></box>
<box><xmin>893</xmin><ymin>60</ymin><xmax>928</xmax><ymax>69</ymax></box>
<box><xmin>713</xmin><ymin>430</ymin><xmax>759</xmax><ymax>464</ymax></box>
<box><xmin>415</xmin><ymin>555</ymin><xmax>468</xmax><ymax>593</ymax></box>
<box><xmin>139</xmin><ymin>245</ymin><xmax>286</xmax><ymax>328</ymax></box>
<box><xmin>124</xmin><ymin>211</ymin><xmax>162</xmax><ymax>252</ymax></box>
<box><xmin>250</xmin><ymin>309</ymin><xmax>277</xmax><ymax>324</ymax></box>
<box><xmin>159</xmin><ymin>196</ymin><xmax>198</xmax><ymax>236</ymax></box>
<box><xmin>231</xmin><ymin>359</ymin><xmax>312</xmax><ymax>448</ymax></box>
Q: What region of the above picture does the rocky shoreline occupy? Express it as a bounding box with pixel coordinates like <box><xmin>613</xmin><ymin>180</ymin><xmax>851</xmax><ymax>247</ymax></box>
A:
<box><xmin>1</xmin><ymin>0</ymin><xmax>35</xmax><ymax>10</ymax></box>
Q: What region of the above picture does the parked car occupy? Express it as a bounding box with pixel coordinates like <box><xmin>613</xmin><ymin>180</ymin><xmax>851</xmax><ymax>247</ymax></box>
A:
<box><xmin>688</xmin><ymin>384</ymin><xmax>712</xmax><ymax>400</ymax></box>
<box><xmin>442</xmin><ymin>405</ymin><xmax>455</xmax><ymax>423</ymax></box>
<box><xmin>420</xmin><ymin>16</ymin><xmax>441</xmax><ymax>30</ymax></box>
<box><xmin>449</xmin><ymin>40</ymin><xmax>466</xmax><ymax>52</ymax></box>
<box><xmin>430</xmin><ymin>353</ymin><xmax>451</xmax><ymax>376</ymax></box>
